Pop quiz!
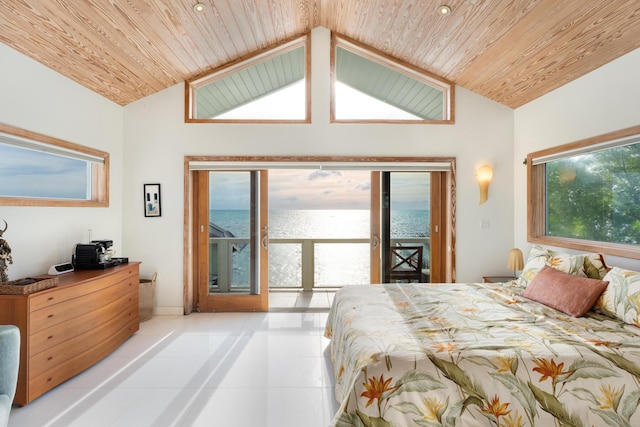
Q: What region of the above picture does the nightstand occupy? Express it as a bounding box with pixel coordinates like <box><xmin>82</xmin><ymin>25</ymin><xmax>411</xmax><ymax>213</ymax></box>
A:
<box><xmin>482</xmin><ymin>275</ymin><xmax>516</xmax><ymax>283</ymax></box>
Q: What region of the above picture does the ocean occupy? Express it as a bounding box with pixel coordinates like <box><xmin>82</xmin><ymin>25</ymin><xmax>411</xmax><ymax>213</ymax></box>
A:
<box><xmin>210</xmin><ymin>209</ymin><xmax>429</xmax><ymax>288</ymax></box>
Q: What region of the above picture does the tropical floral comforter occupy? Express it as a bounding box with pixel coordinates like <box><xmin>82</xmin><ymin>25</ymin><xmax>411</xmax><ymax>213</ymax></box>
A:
<box><xmin>325</xmin><ymin>282</ymin><xmax>640</xmax><ymax>427</ymax></box>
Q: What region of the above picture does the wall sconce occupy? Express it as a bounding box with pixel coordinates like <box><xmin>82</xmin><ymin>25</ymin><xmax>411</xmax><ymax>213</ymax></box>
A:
<box><xmin>476</xmin><ymin>164</ymin><xmax>493</xmax><ymax>205</ymax></box>
<box><xmin>507</xmin><ymin>248</ymin><xmax>524</xmax><ymax>278</ymax></box>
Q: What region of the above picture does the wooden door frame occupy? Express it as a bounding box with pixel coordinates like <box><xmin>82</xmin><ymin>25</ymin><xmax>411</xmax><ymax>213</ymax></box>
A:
<box><xmin>183</xmin><ymin>156</ymin><xmax>456</xmax><ymax>314</ymax></box>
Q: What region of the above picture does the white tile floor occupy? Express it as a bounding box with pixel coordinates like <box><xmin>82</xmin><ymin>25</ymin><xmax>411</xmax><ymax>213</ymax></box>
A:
<box><xmin>8</xmin><ymin>312</ymin><xmax>340</xmax><ymax>427</ymax></box>
<box><xmin>268</xmin><ymin>289</ymin><xmax>336</xmax><ymax>311</ymax></box>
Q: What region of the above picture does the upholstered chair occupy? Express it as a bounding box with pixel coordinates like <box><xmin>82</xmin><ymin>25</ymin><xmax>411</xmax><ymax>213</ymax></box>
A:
<box><xmin>0</xmin><ymin>325</ymin><xmax>19</xmax><ymax>427</ymax></box>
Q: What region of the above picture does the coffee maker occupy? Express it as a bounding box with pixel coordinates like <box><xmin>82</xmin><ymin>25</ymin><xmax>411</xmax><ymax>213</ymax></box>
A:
<box><xmin>73</xmin><ymin>240</ymin><xmax>116</xmax><ymax>269</ymax></box>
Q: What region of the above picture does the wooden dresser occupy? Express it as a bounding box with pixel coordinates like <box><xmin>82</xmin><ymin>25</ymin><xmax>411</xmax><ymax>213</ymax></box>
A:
<box><xmin>0</xmin><ymin>262</ymin><xmax>140</xmax><ymax>406</ymax></box>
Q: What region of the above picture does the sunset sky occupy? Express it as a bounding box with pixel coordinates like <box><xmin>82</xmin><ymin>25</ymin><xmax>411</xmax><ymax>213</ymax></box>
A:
<box><xmin>209</xmin><ymin>170</ymin><xmax>429</xmax><ymax>211</ymax></box>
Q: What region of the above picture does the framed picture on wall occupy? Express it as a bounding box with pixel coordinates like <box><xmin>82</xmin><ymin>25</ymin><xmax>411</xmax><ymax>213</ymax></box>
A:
<box><xmin>144</xmin><ymin>184</ymin><xmax>161</xmax><ymax>217</ymax></box>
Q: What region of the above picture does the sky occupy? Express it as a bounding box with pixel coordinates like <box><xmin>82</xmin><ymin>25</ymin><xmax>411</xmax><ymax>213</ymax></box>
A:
<box><xmin>0</xmin><ymin>143</ymin><xmax>88</xmax><ymax>199</ymax></box>
<box><xmin>210</xmin><ymin>170</ymin><xmax>430</xmax><ymax>210</ymax></box>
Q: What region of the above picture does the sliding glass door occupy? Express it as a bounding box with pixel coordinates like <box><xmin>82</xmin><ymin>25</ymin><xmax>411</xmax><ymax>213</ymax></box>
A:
<box><xmin>375</xmin><ymin>172</ymin><xmax>432</xmax><ymax>284</ymax></box>
<box><xmin>188</xmin><ymin>158</ymin><xmax>454</xmax><ymax>313</ymax></box>
<box><xmin>195</xmin><ymin>170</ymin><xmax>268</xmax><ymax>311</ymax></box>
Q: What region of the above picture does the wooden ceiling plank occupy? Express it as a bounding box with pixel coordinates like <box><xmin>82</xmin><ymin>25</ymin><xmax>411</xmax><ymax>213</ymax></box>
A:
<box><xmin>210</xmin><ymin>0</ymin><xmax>253</xmax><ymax>56</ymax></box>
<box><xmin>1</xmin><ymin>0</ymin><xmax>638</xmax><ymax>107</ymax></box>
<box><xmin>458</xmin><ymin>0</ymin><xmax>606</xmax><ymax>90</ymax></box>
<box><xmin>146</xmin><ymin>1</ymin><xmax>222</xmax><ymax>73</ymax></box>
<box><xmin>237</xmin><ymin>0</ymin><xmax>271</xmax><ymax>49</ymax></box>
<box><xmin>424</xmin><ymin>0</ymin><xmax>543</xmax><ymax>80</ymax></box>
<box><xmin>73</xmin><ymin>2</ymin><xmax>182</xmax><ymax>89</ymax></box>
<box><xmin>492</xmin><ymin>2</ymin><xmax>640</xmax><ymax>107</ymax></box>
<box><xmin>0</xmin><ymin>1</ymin><xmax>159</xmax><ymax>104</ymax></box>
<box><xmin>459</xmin><ymin>0</ymin><xmax>640</xmax><ymax>107</ymax></box>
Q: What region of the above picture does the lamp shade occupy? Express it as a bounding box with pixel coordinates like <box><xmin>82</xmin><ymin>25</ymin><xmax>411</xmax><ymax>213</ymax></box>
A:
<box><xmin>476</xmin><ymin>164</ymin><xmax>493</xmax><ymax>205</ymax></box>
<box><xmin>507</xmin><ymin>248</ymin><xmax>524</xmax><ymax>271</ymax></box>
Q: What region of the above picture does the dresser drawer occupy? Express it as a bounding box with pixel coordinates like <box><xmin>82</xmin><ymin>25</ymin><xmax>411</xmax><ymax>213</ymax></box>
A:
<box><xmin>28</xmin><ymin>317</ymin><xmax>139</xmax><ymax>402</ymax></box>
<box><xmin>29</xmin><ymin>266</ymin><xmax>138</xmax><ymax>312</ymax></box>
<box><xmin>30</xmin><ymin>275</ymin><xmax>137</xmax><ymax>334</ymax></box>
<box><xmin>29</xmin><ymin>297</ymin><xmax>137</xmax><ymax>378</ymax></box>
<box><xmin>29</xmin><ymin>284</ymin><xmax>138</xmax><ymax>357</ymax></box>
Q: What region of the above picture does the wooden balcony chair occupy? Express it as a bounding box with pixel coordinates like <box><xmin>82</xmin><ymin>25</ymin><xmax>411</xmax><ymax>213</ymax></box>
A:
<box><xmin>389</xmin><ymin>246</ymin><xmax>424</xmax><ymax>283</ymax></box>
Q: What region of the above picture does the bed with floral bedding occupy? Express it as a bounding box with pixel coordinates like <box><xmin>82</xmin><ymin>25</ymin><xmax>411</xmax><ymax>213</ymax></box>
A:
<box><xmin>325</xmin><ymin>247</ymin><xmax>640</xmax><ymax>427</ymax></box>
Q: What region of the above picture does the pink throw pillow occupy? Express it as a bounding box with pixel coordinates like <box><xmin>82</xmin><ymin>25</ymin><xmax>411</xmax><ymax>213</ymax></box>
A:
<box><xmin>521</xmin><ymin>265</ymin><xmax>609</xmax><ymax>317</ymax></box>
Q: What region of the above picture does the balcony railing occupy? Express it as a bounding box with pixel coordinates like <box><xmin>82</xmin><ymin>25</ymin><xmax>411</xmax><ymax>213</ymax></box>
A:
<box><xmin>209</xmin><ymin>237</ymin><xmax>430</xmax><ymax>292</ymax></box>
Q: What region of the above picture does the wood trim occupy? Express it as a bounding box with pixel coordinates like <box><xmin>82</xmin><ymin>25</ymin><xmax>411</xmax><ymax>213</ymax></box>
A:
<box><xmin>185</xmin><ymin>155</ymin><xmax>457</xmax><ymax>164</ymax></box>
<box><xmin>183</xmin><ymin>160</ymin><xmax>193</xmax><ymax>314</ymax></box>
<box><xmin>430</xmin><ymin>173</ymin><xmax>443</xmax><ymax>283</ymax></box>
<box><xmin>0</xmin><ymin>122</ymin><xmax>109</xmax><ymax>207</ymax></box>
<box><xmin>195</xmin><ymin>172</ymin><xmax>210</xmax><ymax>311</ymax></box>
<box><xmin>527</xmin><ymin>125</ymin><xmax>640</xmax><ymax>161</ymax></box>
<box><xmin>526</xmin><ymin>125</ymin><xmax>640</xmax><ymax>260</ymax></box>
<box><xmin>447</xmin><ymin>160</ymin><xmax>457</xmax><ymax>283</ymax></box>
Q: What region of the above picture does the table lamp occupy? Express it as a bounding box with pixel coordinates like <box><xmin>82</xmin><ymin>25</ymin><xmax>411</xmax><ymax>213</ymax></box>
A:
<box><xmin>507</xmin><ymin>248</ymin><xmax>524</xmax><ymax>278</ymax></box>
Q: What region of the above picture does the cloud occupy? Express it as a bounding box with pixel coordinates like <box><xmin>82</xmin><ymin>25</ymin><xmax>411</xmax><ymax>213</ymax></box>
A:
<box><xmin>307</xmin><ymin>170</ymin><xmax>341</xmax><ymax>181</ymax></box>
<box><xmin>356</xmin><ymin>182</ymin><xmax>371</xmax><ymax>191</ymax></box>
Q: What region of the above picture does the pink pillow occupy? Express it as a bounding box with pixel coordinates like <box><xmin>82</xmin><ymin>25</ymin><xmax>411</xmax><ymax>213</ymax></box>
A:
<box><xmin>521</xmin><ymin>266</ymin><xmax>609</xmax><ymax>317</ymax></box>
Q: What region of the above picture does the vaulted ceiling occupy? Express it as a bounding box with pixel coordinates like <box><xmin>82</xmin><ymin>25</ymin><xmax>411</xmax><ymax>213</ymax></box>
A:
<box><xmin>1</xmin><ymin>0</ymin><xmax>639</xmax><ymax>109</ymax></box>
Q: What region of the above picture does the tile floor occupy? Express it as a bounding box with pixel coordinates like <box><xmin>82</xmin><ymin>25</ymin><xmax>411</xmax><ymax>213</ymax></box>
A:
<box><xmin>268</xmin><ymin>289</ymin><xmax>336</xmax><ymax>311</ymax></box>
<box><xmin>8</xmin><ymin>311</ymin><xmax>340</xmax><ymax>427</ymax></box>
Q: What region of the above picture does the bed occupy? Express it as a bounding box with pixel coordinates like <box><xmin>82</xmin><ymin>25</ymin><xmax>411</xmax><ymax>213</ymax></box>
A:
<box><xmin>325</xmin><ymin>248</ymin><xmax>640</xmax><ymax>427</ymax></box>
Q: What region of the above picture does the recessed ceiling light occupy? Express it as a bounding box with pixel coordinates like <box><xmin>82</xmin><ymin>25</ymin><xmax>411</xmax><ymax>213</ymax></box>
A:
<box><xmin>193</xmin><ymin>3</ymin><xmax>205</xmax><ymax>13</ymax></box>
<box><xmin>438</xmin><ymin>5</ymin><xmax>451</xmax><ymax>15</ymax></box>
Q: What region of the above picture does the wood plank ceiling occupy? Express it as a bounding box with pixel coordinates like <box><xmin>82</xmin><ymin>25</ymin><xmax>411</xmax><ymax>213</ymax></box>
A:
<box><xmin>1</xmin><ymin>0</ymin><xmax>639</xmax><ymax>108</ymax></box>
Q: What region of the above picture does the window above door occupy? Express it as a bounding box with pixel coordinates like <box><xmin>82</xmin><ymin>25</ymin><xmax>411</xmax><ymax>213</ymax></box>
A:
<box><xmin>185</xmin><ymin>34</ymin><xmax>310</xmax><ymax>123</ymax></box>
<box><xmin>331</xmin><ymin>34</ymin><xmax>454</xmax><ymax>123</ymax></box>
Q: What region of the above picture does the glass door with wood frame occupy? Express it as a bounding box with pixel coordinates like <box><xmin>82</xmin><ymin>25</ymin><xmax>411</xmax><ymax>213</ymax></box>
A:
<box><xmin>196</xmin><ymin>170</ymin><xmax>268</xmax><ymax>312</ymax></box>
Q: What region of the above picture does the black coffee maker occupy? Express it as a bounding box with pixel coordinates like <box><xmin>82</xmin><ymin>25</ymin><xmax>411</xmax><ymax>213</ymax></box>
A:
<box><xmin>73</xmin><ymin>240</ymin><xmax>115</xmax><ymax>269</ymax></box>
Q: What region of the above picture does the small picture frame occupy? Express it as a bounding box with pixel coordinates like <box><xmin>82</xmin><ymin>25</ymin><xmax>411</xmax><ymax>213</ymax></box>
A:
<box><xmin>144</xmin><ymin>184</ymin><xmax>161</xmax><ymax>217</ymax></box>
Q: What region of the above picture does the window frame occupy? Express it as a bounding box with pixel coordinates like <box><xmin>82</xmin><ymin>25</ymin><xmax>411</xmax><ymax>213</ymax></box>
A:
<box><xmin>527</xmin><ymin>125</ymin><xmax>640</xmax><ymax>259</ymax></box>
<box><xmin>0</xmin><ymin>123</ymin><xmax>109</xmax><ymax>207</ymax></box>
<box><xmin>185</xmin><ymin>33</ymin><xmax>311</xmax><ymax>124</ymax></box>
<box><xmin>330</xmin><ymin>32</ymin><xmax>455</xmax><ymax>124</ymax></box>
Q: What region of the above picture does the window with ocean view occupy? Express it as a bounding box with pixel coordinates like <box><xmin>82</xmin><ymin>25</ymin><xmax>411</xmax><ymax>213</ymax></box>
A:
<box><xmin>0</xmin><ymin>123</ymin><xmax>108</xmax><ymax>207</ymax></box>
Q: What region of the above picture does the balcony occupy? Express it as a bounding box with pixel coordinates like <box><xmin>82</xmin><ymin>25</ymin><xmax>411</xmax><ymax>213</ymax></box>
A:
<box><xmin>209</xmin><ymin>236</ymin><xmax>430</xmax><ymax>293</ymax></box>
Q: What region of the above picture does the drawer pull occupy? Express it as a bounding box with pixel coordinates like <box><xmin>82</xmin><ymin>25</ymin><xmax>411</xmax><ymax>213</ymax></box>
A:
<box><xmin>48</xmin><ymin>335</ymin><xmax>54</xmax><ymax>340</ymax></box>
<box><xmin>47</xmin><ymin>377</ymin><xmax>53</xmax><ymax>383</ymax></box>
<box><xmin>47</xmin><ymin>356</ymin><xmax>53</xmax><ymax>361</ymax></box>
<box><xmin>48</xmin><ymin>297</ymin><xmax>55</xmax><ymax>301</ymax></box>
<box><xmin>48</xmin><ymin>314</ymin><xmax>54</xmax><ymax>318</ymax></box>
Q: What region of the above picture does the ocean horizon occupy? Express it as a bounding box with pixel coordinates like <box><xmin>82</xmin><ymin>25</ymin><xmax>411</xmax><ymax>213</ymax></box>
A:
<box><xmin>209</xmin><ymin>209</ymin><xmax>430</xmax><ymax>287</ymax></box>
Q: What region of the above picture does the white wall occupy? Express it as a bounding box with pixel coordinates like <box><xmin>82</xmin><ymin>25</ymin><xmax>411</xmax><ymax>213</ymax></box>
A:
<box><xmin>514</xmin><ymin>47</ymin><xmax>640</xmax><ymax>271</ymax></box>
<box><xmin>122</xmin><ymin>27</ymin><xmax>515</xmax><ymax>313</ymax></box>
<box><xmin>0</xmin><ymin>43</ymin><xmax>124</xmax><ymax>279</ymax></box>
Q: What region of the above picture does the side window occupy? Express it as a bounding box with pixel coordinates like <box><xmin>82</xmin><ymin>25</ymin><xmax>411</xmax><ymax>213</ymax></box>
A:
<box><xmin>331</xmin><ymin>33</ymin><xmax>454</xmax><ymax>123</ymax></box>
<box><xmin>528</xmin><ymin>126</ymin><xmax>640</xmax><ymax>259</ymax></box>
<box><xmin>185</xmin><ymin>34</ymin><xmax>310</xmax><ymax>123</ymax></box>
<box><xmin>0</xmin><ymin>123</ymin><xmax>109</xmax><ymax>207</ymax></box>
